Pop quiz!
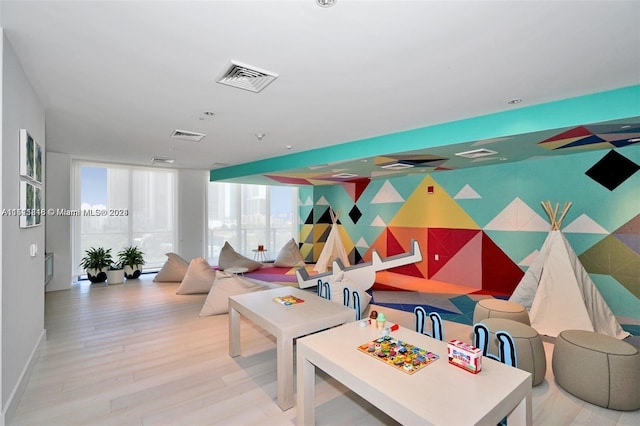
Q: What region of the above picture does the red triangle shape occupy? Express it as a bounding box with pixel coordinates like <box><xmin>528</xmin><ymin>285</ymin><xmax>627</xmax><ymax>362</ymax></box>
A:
<box><xmin>386</xmin><ymin>229</ymin><xmax>406</xmax><ymax>256</ymax></box>
<box><xmin>341</xmin><ymin>178</ymin><xmax>371</xmax><ymax>203</ymax></box>
<box><xmin>540</xmin><ymin>126</ymin><xmax>592</xmax><ymax>143</ymax></box>
<box><xmin>481</xmin><ymin>233</ymin><xmax>524</xmax><ymax>294</ymax></box>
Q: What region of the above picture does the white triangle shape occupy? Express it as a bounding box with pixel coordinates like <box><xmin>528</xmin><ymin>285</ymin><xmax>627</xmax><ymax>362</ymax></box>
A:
<box><xmin>454</xmin><ymin>184</ymin><xmax>481</xmax><ymax>199</ymax></box>
<box><xmin>356</xmin><ymin>237</ymin><xmax>369</xmax><ymax>248</ymax></box>
<box><xmin>371</xmin><ymin>180</ymin><xmax>405</xmax><ymax>204</ymax></box>
<box><xmin>484</xmin><ymin>197</ymin><xmax>550</xmax><ymax>231</ymax></box>
<box><xmin>316</xmin><ymin>196</ymin><xmax>330</xmax><ymax>206</ymax></box>
<box><xmin>371</xmin><ymin>215</ymin><xmax>387</xmax><ymax>227</ymax></box>
<box><xmin>301</xmin><ymin>196</ymin><xmax>313</xmax><ymax>206</ymax></box>
<box><xmin>563</xmin><ymin>213</ymin><xmax>608</xmax><ymax>234</ymax></box>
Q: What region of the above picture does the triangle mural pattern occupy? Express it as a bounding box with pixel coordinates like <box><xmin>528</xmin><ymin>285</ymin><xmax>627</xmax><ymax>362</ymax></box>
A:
<box><xmin>305</xmin><ymin>145</ymin><xmax>639</xmax><ymax>333</ymax></box>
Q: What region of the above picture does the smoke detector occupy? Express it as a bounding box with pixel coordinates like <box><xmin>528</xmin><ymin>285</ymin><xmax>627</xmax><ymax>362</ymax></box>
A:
<box><xmin>170</xmin><ymin>129</ymin><xmax>206</xmax><ymax>142</ymax></box>
<box><xmin>217</xmin><ymin>60</ymin><xmax>279</xmax><ymax>93</ymax></box>
<box><xmin>454</xmin><ymin>148</ymin><xmax>498</xmax><ymax>159</ymax></box>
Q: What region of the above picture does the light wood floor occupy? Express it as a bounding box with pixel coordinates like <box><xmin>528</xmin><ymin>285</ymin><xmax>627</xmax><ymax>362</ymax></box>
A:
<box><xmin>10</xmin><ymin>275</ymin><xmax>640</xmax><ymax>425</ymax></box>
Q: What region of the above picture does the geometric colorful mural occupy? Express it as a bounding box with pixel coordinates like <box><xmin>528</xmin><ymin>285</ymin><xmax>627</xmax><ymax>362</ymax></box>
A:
<box><xmin>304</xmin><ymin>144</ymin><xmax>640</xmax><ymax>331</ymax></box>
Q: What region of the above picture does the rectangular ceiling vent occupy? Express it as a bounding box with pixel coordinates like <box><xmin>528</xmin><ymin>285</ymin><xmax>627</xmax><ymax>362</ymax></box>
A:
<box><xmin>381</xmin><ymin>162</ymin><xmax>414</xmax><ymax>170</ymax></box>
<box><xmin>217</xmin><ymin>60</ymin><xmax>279</xmax><ymax>93</ymax></box>
<box><xmin>170</xmin><ymin>129</ymin><xmax>206</xmax><ymax>142</ymax></box>
<box><xmin>210</xmin><ymin>162</ymin><xmax>230</xmax><ymax>169</ymax></box>
<box><xmin>151</xmin><ymin>157</ymin><xmax>175</xmax><ymax>165</ymax></box>
<box><xmin>332</xmin><ymin>173</ymin><xmax>359</xmax><ymax>178</ymax></box>
<box><xmin>454</xmin><ymin>148</ymin><xmax>498</xmax><ymax>159</ymax></box>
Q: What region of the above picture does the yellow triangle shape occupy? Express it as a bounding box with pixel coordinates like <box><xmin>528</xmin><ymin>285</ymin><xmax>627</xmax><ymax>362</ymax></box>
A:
<box><xmin>389</xmin><ymin>175</ymin><xmax>479</xmax><ymax>229</ymax></box>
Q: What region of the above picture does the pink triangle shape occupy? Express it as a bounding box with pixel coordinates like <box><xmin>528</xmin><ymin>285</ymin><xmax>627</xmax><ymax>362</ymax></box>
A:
<box><xmin>431</xmin><ymin>232</ymin><xmax>483</xmax><ymax>289</ymax></box>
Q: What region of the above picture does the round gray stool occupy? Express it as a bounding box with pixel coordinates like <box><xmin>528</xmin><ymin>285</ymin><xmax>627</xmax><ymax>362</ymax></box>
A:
<box><xmin>552</xmin><ymin>330</ymin><xmax>640</xmax><ymax>411</ymax></box>
<box><xmin>480</xmin><ymin>317</ymin><xmax>547</xmax><ymax>386</ymax></box>
<box><xmin>473</xmin><ymin>298</ymin><xmax>530</xmax><ymax>325</ymax></box>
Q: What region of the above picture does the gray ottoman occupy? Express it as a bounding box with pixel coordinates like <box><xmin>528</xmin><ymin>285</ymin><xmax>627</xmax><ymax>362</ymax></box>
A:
<box><xmin>473</xmin><ymin>298</ymin><xmax>530</xmax><ymax>325</ymax></box>
<box><xmin>480</xmin><ymin>318</ymin><xmax>547</xmax><ymax>386</ymax></box>
<box><xmin>553</xmin><ymin>330</ymin><xmax>640</xmax><ymax>411</ymax></box>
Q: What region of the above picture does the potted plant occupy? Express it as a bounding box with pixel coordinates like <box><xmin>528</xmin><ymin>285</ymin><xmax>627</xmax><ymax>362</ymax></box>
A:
<box><xmin>79</xmin><ymin>247</ymin><xmax>112</xmax><ymax>283</ymax></box>
<box><xmin>118</xmin><ymin>245</ymin><xmax>145</xmax><ymax>279</ymax></box>
<box><xmin>106</xmin><ymin>261</ymin><xmax>125</xmax><ymax>284</ymax></box>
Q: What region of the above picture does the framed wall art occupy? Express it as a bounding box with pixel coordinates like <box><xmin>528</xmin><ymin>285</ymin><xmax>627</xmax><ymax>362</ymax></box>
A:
<box><xmin>20</xmin><ymin>129</ymin><xmax>35</xmax><ymax>180</ymax></box>
<box><xmin>19</xmin><ymin>128</ymin><xmax>43</xmax><ymax>228</ymax></box>
<box><xmin>20</xmin><ymin>181</ymin><xmax>36</xmax><ymax>228</ymax></box>
<box><xmin>34</xmin><ymin>141</ymin><xmax>43</xmax><ymax>184</ymax></box>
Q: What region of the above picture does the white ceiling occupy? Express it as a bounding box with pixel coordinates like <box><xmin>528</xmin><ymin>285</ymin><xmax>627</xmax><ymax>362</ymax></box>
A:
<box><xmin>2</xmin><ymin>0</ymin><xmax>639</xmax><ymax>173</ymax></box>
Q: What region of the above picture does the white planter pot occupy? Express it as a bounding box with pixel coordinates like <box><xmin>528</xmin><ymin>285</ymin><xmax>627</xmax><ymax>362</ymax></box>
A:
<box><xmin>86</xmin><ymin>267</ymin><xmax>108</xmax><ymax>283</ymax></box>
<box><xmin>124</xmin><ymin>265</ymin><xmax>142</xmax><ymax>279</ymax></box>
<box><xmin>106</xmin><ymin>269</ymin><xmax>124</xmax><ymax>284</ymax></box>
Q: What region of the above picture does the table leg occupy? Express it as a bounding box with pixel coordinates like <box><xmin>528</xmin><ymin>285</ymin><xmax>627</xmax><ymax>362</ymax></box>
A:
<box><xmin>229</xmin><ymin>306</ymin><xmax>241</xmax><ymax>357</ymax></box>
<box><xmin>277</xmin><ymin>336</ymin><xmax>294</xmax><ymax>410</ymax></box>
<box><xmin>507</xmin><ymin>390</ymin><xmax>532</xmax><ymax>426</ymax></box>
<box><xmin>296</xmin><ymin>351</ymin><xmax>316</xmax><ymax>425</ymax></box>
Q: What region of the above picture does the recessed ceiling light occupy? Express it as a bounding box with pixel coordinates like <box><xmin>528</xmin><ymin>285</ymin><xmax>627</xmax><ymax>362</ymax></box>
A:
<box><xmin>285</xmin><ymin>145</ymin><xmax>293</xmax><ymax>150</ymax></box>
<box><xmin>507</xmin><ymin>98</ymin><xmax>522</xmax><ymax>105</ymax></box>
<box><xmin>255</xmin><ymin>133</ymin><xmax>266</xmax><ymax>141</ymax></box>
<box><xmin>199</xmin><ymin>111</ymin><xmax>215</xmax><ymax>120</ymax></box>
<box><xmin>316</xmin><ymin>0</ymin><xmax>337</xmax><ymax>7</ymax></box>
<box><xmin>332</xmin><ymin>173</ymin><xmax>357</xmax><ymax>178</ymax></box>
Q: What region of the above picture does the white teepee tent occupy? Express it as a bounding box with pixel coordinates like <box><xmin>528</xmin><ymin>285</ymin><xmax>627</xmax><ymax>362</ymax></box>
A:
<box><xmin>313</xmin><ymin>208</ymin><xmax>350</xmax><ymax>273</ymax></box>
<box><xmin>509</xmin><ymin>201</ymin><xmax>629</xmax><ymax>339</ymax></box>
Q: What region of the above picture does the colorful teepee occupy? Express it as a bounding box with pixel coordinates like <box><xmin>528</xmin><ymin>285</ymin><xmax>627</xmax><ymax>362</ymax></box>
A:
<box><xmin>313</xmin><ymin>208</ymin><xmax>349</xmax><ymax>273</ymax></box>
<box><xmin>509</xmin><ymin>201</ymin><xmax>629</xmax><ymax>339</ymax></box>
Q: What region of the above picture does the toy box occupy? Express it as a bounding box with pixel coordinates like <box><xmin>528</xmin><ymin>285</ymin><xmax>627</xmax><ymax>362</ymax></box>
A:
<box><xmin>447</xmin><ymin>339</ymin><xmax>482</xmax><ymax>374</ymax></box>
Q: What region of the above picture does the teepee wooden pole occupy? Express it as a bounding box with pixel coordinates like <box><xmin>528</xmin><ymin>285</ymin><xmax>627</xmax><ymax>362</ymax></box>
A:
<box><xmin>541</xmin><ymin>200</ymin><xmax>572</xmax><ymax>230</ymax></box>
<box><xmin>556</xmin><ymin>202</ymin><xmax>572</xmax><ymax>229</ymax></box>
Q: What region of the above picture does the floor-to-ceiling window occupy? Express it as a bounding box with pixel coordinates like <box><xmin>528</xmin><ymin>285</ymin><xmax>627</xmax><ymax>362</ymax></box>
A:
<box><xmin>207</xmin><ymin>182</ymin><xmax>298</xmax><ymax>264</ymax></box>
<box><xmin>73</xmin><ymin>161</ymin><xmax>178</xmax><ymax>276</ymax></box>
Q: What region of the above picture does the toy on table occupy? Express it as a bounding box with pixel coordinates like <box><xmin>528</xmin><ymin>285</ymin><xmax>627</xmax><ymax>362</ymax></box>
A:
<box><xmin>357</xmin><ymin>335</ymin><xmax>439</xmax><ymax>374</ymax></box>
<box><xmin>447</xmin><ymin>339</ymin><xmax>483</xmax><ymax>374</ymax></box>
<box><xmin>376</xmin><ymin>312</ymin><xmax>386</xmax><ymax>329</ymax></box>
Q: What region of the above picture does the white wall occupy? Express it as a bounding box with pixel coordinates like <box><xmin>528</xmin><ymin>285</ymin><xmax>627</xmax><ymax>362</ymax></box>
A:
<box><xmin>1</xmin><ymin>33</ymin><xmax>46</xmax><ymax>424</ymax></box>
<box><xmin>178</xmin><ymin>169</ymin><xmax>207</xmax><ymax>261</ymax></box>
<box><xmin>0</xmin><ymin>19</ymin><xmax>4</xmax><ymax>426</ymax></box>
<box><xmin>44</xmin><ymin>153</ymin><xmax>72</xmax><ymax>292</ymax></box>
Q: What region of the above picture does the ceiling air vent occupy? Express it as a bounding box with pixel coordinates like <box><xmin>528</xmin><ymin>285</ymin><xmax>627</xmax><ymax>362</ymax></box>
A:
<box><xmin>381</xmin><ymin>162</ymin><xmax>414</xmax><ymax>170</ymax></box>
<box><xmin>454</xmin><ymin>148</ymin><xmax>498</xmax><ymax>159</ymax></box>
<box><xmin>217</xmin><ymin>60</ymin><xmax>279</xmax><ymax>93</ymax></box>
<box><xmin>210</xmin><ymin>162</ymin><xmax>230</xmax><ymax>169</ymax></box>
<box><xmin>170</xmin><ymin>129</ymin><xmax>206</xmax><ymax>142</ymax></box>
<box><xmin>332</xmin><ymin>173</ymin><xmax>358</xmax><ymax>178</ymax></box>
<box><xmin>151</xmin><ymin>157</ymin><xmax>175</xmax><ymax>165</ymax></box>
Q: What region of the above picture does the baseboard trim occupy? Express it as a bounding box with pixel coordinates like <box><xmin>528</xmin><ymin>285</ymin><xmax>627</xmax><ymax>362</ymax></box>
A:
<box><xmin>2</xmin><ymin>329</ymin><xmax>46</xmax><ymax>425</ymax></box>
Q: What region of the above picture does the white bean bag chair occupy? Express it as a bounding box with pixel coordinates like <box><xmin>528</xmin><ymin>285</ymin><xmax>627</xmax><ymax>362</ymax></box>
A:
<box><xmin>153</xmin><ymin>252</ymin><xmax>189</xmax><ymax>282</ymax></box>
<box><xmin>218</xmin><ymin>242</ymin><xmax>263</xmax><ymax>272</ymax></box>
